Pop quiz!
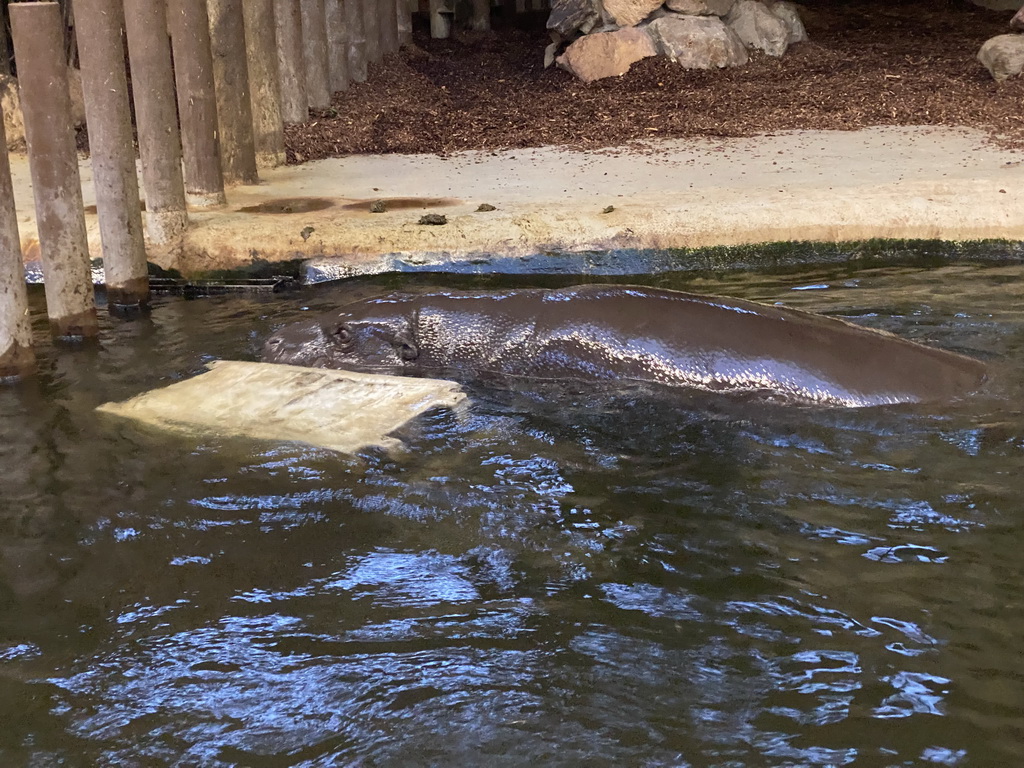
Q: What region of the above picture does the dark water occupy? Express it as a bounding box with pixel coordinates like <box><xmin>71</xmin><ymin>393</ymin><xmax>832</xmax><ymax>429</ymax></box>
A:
<box><xmin>2</xmin><ymin>263</ymin><xmax>1024</xmax><ymax>766</ymax></box>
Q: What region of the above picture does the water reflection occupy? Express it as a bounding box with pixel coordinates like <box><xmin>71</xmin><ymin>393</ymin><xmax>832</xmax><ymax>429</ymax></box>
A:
<box><xmin>2</xmin><ymin>265</ymin><xmax>1024</xmax><ymax>764</ymax></box>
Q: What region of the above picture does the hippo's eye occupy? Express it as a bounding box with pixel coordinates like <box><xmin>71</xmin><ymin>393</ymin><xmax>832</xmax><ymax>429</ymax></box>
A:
<box><xmin>331</xmin><ymin>325</ymin><xmax>354</xmax><ymax>346</ymax></box>
<box><xmin>399</xmin><ymin>341</ymin><xmax>418</xmax><ymax>361</ymax></box>
<box><xmin>394</xmin><ymin>331</ymin><xmax>419</xmax><ymax>362</ymax></box>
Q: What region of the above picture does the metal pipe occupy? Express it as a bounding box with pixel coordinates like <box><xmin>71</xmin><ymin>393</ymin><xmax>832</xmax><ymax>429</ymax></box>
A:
<box><xmin>242</xmin><ymin>0</ymin><xmax>287</xmax><ymax>167</ymax></box>
<box><xmin>346</xmin><ymin>0</ymin><xmax>368</xmax><ymax>83</ymax></box>
<box><xmin>167</xmin><ymin>0</ymin><xmax>227</xmax><ymax>207</ymax></box>
<box><xmin>208</xmin><ymin>0</ymin><xmax>260</xmax><ymax>184</ymax></box>
<box><xmin>123</xmin><ymin>0</ymin><xmax>189</xmax><ymax>245</ymax></box>
<box><xmin>74</xmin><ymin>0</ymin><xmax>150</xmax><ymax>310</ymax></box>
<box><xmin>300</xmin><ymin>0</ymin><xmax>331</xmax><ymax>108</ymax></box>
<box><xmin>274</xmin><ymin>0</ymin><xmax>308</xmax><ymax>123</ymax></box>
<box><xmin>0</xmin><ymin>100</ymin><xmax>35</xmax><ymax>377</ymax></box>
<box><xmin>325</xmin><ymin>0</ymin><xmax>349</xmax><ymax>93</ymax></box>
<box><xmin>9</xmin><ymin>2</ymin><xmax>98</xmax><ymax>339</ymax></box>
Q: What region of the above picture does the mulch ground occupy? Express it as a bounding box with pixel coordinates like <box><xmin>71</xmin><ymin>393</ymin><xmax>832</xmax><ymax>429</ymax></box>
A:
<box><xmin>284</xmin><ymin>0</ymin><xmax>1024</xmax><ymax>161</ymax></box>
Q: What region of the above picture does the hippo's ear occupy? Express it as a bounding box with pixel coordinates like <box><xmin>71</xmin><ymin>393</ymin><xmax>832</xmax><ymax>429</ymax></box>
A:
<box><xmin>327</xmin><ymin>322</ymin><xmax>355</xmax><ymax>349</ymax></box>
<box><xmin>393</xmin><ymin>330</ymin><xmax>419</xmax><ymax>362</ymax></box>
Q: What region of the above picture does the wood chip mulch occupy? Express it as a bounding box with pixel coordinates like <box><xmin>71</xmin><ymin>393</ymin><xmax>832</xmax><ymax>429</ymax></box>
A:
<box><xmin>285</xmin><ymin>0</ymin><xmax>1024</xmax><ymax>161</ymax></box>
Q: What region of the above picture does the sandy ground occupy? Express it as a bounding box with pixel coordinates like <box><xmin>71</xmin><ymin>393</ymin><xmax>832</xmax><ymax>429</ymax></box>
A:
<box><xmin>7</xmin><ymin>125</ymin><xmax>1024</xmax><ymax>278</ymax></box>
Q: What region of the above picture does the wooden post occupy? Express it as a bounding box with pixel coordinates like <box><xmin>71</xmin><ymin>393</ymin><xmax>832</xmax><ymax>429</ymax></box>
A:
<box><xmin>502</xmin><ymin>0</ymin><xmax>516</xmax><ymax>27</ymax></box>
<box><xmin>429</xmin><ymin>0</ymin><xmax>450</xmax><ymax>39</ymax></box>
<box><xmin>300</xmin><ymin>0</ymin><xmax>331</xmax><ymax>108</ymax></box>
<box><xmin>0</xmin><ymin>2</ymin><xmax>12</xmax><ymax>76</ymax></box>
<box><xmin>325</xmin><ymin>0</ymin><xmax>349</xmax><ymax>93</ymax></box>
<box><xmin>167</xmin><ymin>0</ymin><xmax>227</xmax><ymax>207</ymax></box>
<box><xmin>0</xmin><ymin>100</ymin><xmax>34</xmax><ymax>377</ymax></box>
<box><xmin>9</xmin><ymin>2</ymin><xmax>98</xmax><ymax>340</ymax></box>
<box><xmin>123</xmin><ymin>0</ymin><xmax>189</xmax><ymax>245</ymax></box>
<box><xmin>274</xmin><ymin>0</ymin><xmax>308</xmax><ymax>123</ymax></box>
<box><xmin>346</xmin><ymin>0</ymin><xmax>368</xmax><ymax>83</ymax></box>
<box><xmin>362</xmin><ymin>0</ymin><xmax>381</xmax><ymax>63</ymax></box>
<box><xmin>380</xmin><ymin>0</ymin><xmax>399</xmax><ymax>54</ymax></box>
<box><xmin>74</xmin><ymin>0</ymin><xmax>150</xmax><ymax>311</ymax></box>
<box><xmin>208</xmin><ymin>0</ymin><xmax>260</xmax><ymax>184</ymax></box>
<box><xmin>397</xmin><ymin>0</ymin><xmax>412</xmax><ymax>47</ymax></box>
<box><xmin>471</xmin><ymin>0</ymin><xmax>491</xmax><ymax>31</ymax></box>
<box><xmin>243</xmin><ymin>0</ymin><xmax>287</xmax><ymax>167</ymax></box>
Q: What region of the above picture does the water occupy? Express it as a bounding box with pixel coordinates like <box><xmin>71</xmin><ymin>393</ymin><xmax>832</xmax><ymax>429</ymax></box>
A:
<box><xmin>2</xmin><ymin>262</ymin><xmax>1024</xmax><ymax>766</ymax></box>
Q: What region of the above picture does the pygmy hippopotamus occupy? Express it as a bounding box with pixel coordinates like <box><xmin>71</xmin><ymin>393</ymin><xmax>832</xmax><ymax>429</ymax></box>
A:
<box><xmin>262</xmin><ymin>284</ymin><xmax>987</xmax><ymax>407</ymax></box>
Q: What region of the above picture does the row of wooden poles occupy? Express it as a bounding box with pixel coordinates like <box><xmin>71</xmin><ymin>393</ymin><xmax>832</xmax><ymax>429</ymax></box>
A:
<box><xmin>0</xmin><ymin>0</ymin><xmax>412</xmax><ymax>381</ymax></box>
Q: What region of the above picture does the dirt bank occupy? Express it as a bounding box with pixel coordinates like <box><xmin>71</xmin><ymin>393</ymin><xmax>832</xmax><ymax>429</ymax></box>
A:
<box><xmin>287</xmin><ymin>0</ymin><xmax>1024</xmax><ymax>160</ymax></box>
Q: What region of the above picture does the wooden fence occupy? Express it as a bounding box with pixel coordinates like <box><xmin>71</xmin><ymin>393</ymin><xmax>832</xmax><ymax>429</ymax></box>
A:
<box><xmin>0</xmin><ymin>0</ymin><xmax>554</xmax><ymax>380</ymax></box>
<box><xmin>0</xmin><ymin>0</ymin><xmax>414</xmax><ymax>379</ymax></box>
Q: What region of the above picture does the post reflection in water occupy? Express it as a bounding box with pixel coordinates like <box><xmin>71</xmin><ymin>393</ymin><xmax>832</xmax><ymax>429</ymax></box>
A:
<box><xmin>1</xmin><ymin>264</ymin><xmax>1023</xmax><ymax>766</ymax></box>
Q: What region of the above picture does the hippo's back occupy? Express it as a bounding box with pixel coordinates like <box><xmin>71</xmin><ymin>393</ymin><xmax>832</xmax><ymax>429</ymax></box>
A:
<box><xmin>409</xmin><ymin>285</ymin><xmax>986</xmax><ymax>406</ymax></box>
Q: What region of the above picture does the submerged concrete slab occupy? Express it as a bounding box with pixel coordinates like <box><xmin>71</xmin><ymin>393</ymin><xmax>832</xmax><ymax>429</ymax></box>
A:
<box><xmin>96</xmin><ymin>360</ymin><xmax>466</xmax><ymax>453</ymax></box>
<box><xmin>7</xmin><ymin>126</ymin><xmax>1024</xmax><ymax>278</ymax></box>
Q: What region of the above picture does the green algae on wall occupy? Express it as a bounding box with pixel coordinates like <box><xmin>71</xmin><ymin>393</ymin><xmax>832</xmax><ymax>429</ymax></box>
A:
<box><xmin>299</xmin><ymin>238</ymin><xmax>1024</xmax><ymax>285</ymax></box>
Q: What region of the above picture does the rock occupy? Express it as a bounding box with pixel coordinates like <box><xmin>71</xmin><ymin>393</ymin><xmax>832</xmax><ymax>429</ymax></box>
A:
<box><xmin>978</xmin><ymin>33</ymin><xmax>1024</xmax><ymax>81</ymax></box>
<box><xmin>603</xmin><ymin>0</ymin><xmax>664</xmax><ymax>27</ymax></box>
<box><xmin>556</xmin><ymin>27</ymin><xmax>658</xmax><ymax>81</ymax></box>
<box><xmin>1012</xmin><ymin>6</ymin><xmax>1024</xmax><ymax>32</ymax></box>
<box><xmin>545</xmin><ymin>31</ymin><xmax>564</xmax><ymax>68</ymax></box>
<box><xmin>768</xmin><ymin>1</ymin><xmax>808</xmax><ymax>44</ymax></box>
<box><xmin>418</xmin><ymin>213</ymin><xmax>447</xmax><ymax>225</ymax></box>
<box><xmin>665</xmin><ymin>0</ymin><xmax>735</xmax><ymax>16</ymax></box>
<box><xmin>647</xmin><ymin>14</ymin><xmax>748</xmax><ymax>68</ymax></box>
<box><xmin>1</xmin><ymin>75</ymin><xmax>24</xmax><ymax>150</ymax></box>
<box><xmin>727</xmin><ymin>0</ymin><xmax>790</xmax><ymax>57</ymax></box>
<box><xmin>369</xmin><ymin>200</ymin><xmax>387</xmax><ymax>213</ymax></box>
<box><xmin>547</xmin><ymin>0</ymin><xmax>600</xmax><ymax>38</ymax></box>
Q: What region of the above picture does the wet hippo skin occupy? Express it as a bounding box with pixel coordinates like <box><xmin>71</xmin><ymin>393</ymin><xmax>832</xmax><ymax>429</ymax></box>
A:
<box><xmin>262</xmin><ymin>285</ymin><xmax>987</xmax><ymax>407</ymax></box>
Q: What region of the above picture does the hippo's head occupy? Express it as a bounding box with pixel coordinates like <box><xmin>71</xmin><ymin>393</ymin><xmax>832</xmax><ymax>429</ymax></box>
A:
<box><xmin>262</xmin><ymin>299</ymin><xmax>419</xmax><ymax>373</ymax></box>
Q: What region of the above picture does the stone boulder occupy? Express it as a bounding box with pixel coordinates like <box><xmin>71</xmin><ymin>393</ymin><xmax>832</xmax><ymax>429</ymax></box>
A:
<box><xmin>1</xmin><ymin>75</ymin><xmax>24</xmax><ymax>150</ymax></box>
<box><xmin>769</xmin><ymin>1</ymin><xmax>808</xmax><ymax>44</ymax></box>
<box><xmin>978</xmin><ymin>33</ymin><xmax>1024</xmax><ymax>81</ymax></box>
<box><xmin>603</xmin><ymin>0</ymin><xmax>664</xmax><ymax>27</ymax></box>
<box><xmin>1011</xmin><ymin>6</ymin><xmax>1024</xmax><ymax>32</ymax></box>
<box><xmin>727</xmin><ymin>0</ymin><xmax>789</xmax><ymax>57</ymax></box>
<box><xmin>665</xmin><ymin>0</ymin><xmax>734</xmax><ymax>16</ymax></box>
<box><xmin>556</xmin><ymin>27</ymin><xmax>658</xmax><ymax>81</ymax></box>
<box><xmin>547</xmin><ymin>0</ymin><xmax>600</xmax><ymax>37</ymax></box>
<box><xmin>647</xmin><ymin>14</ymin><xmax>748</xmax><ymax>68</ymax></box>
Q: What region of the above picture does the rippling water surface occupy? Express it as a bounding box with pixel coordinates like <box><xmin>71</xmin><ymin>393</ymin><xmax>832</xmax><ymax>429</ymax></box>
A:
<box><xmin>2</xmin><ymin>262</ymin><xmax>1023</xmax><ymax>766</ymax></box>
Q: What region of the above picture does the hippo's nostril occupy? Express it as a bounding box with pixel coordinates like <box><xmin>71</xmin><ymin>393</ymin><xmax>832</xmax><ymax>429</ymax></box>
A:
<box><xmin>268</xmin><ymin>337</ymin><xmax>282</xmax><ymax>345</ymax></box>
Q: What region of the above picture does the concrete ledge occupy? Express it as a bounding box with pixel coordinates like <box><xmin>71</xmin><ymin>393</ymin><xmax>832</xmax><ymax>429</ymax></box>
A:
<box><xmin>8</xmin><ymin>126</ymin><xmax>1024</xmax><ymax>279</ymax></box>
